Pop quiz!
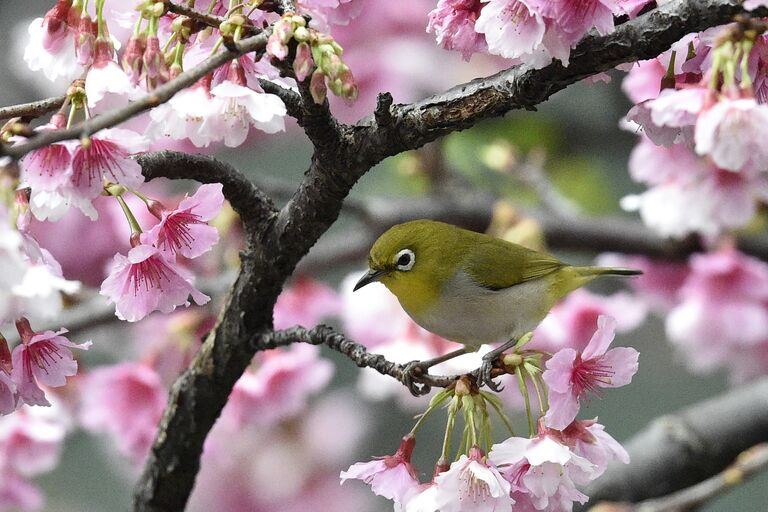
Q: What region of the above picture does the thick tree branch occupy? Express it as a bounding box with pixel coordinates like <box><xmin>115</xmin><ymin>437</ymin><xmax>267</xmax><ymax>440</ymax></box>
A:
<box><xmin>0</xmin><ymin>96</ymin><xmax>66</xmax><ymax>122</ymax></box>
<box><xmin>621</xmin><ymin>443</ymin><xmax>768</xmax><ymax>512</ymax></box>
<box><xmin>133</xmin><ymin>1</ymin><xmax>763</xmax><ymax>511</ymax></box>
<box><xmin>577</xmin><ymin>378</ymin><xmax>768</xmax><ymax>510</ymax></box>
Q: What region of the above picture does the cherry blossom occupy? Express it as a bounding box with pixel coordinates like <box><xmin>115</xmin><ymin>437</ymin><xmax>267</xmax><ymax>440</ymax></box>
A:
<box><xmin>100</xmin><ymin>244</ymin><xmax>210</xmax><ymax>322</ymax></box>
<box><xmin>430</xmin><ymin>447</ymin><xmax>513</xmax><ymax>512</ymax></box>
<box><xmin>476</xmin><ymin>0</ymin><xmax>553</xmax><ymax>67</ymax></box>
<box><xmin>10</xmin><ymin>320</ymin><xmax>91</xmax><ymax>407</ymax></box>
<box><xmin>273</xmin><ymin>276</ymin><xmax>341</xmax><ymax>330</ymax></box>
<box><xmin>427</xmin><ymin>0</ymin><xmax>488</xmax><ymax>60</ymax></box>
<box><xmin>147</xmin><ymin>78</ymin><xmax>224</xmax><ymax>147</ymax></box>
<box><xmin>23</xmin><ymin>13</ymin><xmax>82</xmax><ymax>83</ymax></box>
<box><xmin>489</xmin><ymin>435</ymin><xmax>594</xmax><ymax>511</ymax></box>
<box><xmin>209</xmin><ymin>81</ymin><xmax>287</xmax><ymax>146</ymax></box>
<box><xmin>79</xmin><ymin>362</ymin><xmax>167</xmax><ymax>461</ymax></box>
<box><xmin>694</xmin><ymin>97</ymin><xmax>768</xmax><ymax>172</ymax></box>
<box><xmin>542</xmin><ymin>315</ymin><xmax>639</xmax><ymax>430</ymax></box>
<box><xmin>142</xmin><ymin>184</ymin><xmax>224</xmax><ymax>259</ymax></box>
<box><xmin>556</xmin><ymin>419</ymin><xmax>629</xmax><ymax>479</ymax></box>
<box><xmin>340</xmin><ymin>435</ymin><xmax>421</xmax><ymax>503</ymax></box>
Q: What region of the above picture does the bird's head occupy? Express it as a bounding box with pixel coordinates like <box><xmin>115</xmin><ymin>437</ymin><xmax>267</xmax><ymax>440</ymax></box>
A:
<box><xmin>353</xmin><ymin>220</ymin><xmax>459</xmax><ymax>299</ymax></box>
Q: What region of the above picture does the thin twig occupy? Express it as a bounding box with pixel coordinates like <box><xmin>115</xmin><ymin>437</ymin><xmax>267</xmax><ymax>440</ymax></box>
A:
<box><xmin>0</xmin><ymin>96</ymin><xmax>66</xmax><ymax>122</ymax></box>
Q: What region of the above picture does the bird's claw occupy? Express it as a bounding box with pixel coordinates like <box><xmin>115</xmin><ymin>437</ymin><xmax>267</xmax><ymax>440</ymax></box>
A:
<box><xmin>401</xmin><ymin>360</ymin><xmax>433</xmax><ymax>397</ymax></box>
<box><xmin>478</xmin><ymin>353</ymin><xmax>505</xmax><ymax>392</ymax></box>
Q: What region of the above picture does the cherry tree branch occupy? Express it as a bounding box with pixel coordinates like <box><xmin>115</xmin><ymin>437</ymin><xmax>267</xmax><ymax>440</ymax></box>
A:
<box><xmin>0</xmin><ymin>96</ymin><xmax>66</xmax><ymax>122</ymax></box>
<box><xmin>577</xmin><ymin>377</ymin><xmax>768</xmax><ymax>510</ymax></box>
<box><xmin>130</xmin><ymin>1</ymin><xmax>764</xmax><ymax>511</ymax></box>
<box><xmin>620</xmin><ymin>443</ymin><xmax>768</xmax><ymax>512</ymax></box>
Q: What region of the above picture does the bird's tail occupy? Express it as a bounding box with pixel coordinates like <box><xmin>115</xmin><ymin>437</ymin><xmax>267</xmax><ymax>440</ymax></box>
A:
<box><xmin>575</xmin><ymin>266</ymin><xmax>643</xmax><ymax>278</ymax></box>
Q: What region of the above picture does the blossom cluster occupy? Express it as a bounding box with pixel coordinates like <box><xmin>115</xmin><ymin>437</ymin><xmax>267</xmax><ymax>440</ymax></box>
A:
<box><xmin>427</xmin><ymin>0</ymin><xmax>654</xmax><ymax>66</ymax></box>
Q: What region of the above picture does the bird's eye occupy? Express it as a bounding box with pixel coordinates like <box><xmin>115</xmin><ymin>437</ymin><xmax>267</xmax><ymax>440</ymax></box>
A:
<box><xmin>395</xmin><ymin>249</ymin><xmax>415</xmax><ymax>271</ymax></box>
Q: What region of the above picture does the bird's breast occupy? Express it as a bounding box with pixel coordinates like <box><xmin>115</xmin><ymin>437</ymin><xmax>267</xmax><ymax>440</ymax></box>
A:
<box><xmin>408</xmin><ymin>270</ymin><xmax>555</xmax><ymax>348</ymax></box>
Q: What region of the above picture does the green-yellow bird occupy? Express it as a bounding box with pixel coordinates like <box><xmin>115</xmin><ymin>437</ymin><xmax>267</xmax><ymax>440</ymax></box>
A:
<box><xmin>353</xmin><ymin>219</ymin><xmax>641</xmax><ymax>391</ymax></box>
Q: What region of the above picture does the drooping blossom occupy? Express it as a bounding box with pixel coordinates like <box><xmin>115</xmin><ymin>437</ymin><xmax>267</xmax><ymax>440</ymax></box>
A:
<box><xmin>554</xmin><ymin>419</ymin><xmax>629</xmax><ymax>479</ymax></box>
<box><xmin>475</xmin><ymin>0</ymin><xmax>555</xmax><ymax>67</ymax></box>
<box><xmin>429</xmin><ymin>446</ymin><xmax>513</xmax><ymax>512</ymax></box>
<box><xmin>147</xmin><ymin>78</ymin><xmax>225</xmax><ymax>147</ymax></box>
<box><xmin>625</xmin><ymin>87</ymin><xmax>707</xmax><ymax>147</ymax></box>
<box><xmin>340</xmin><ymin>435</ymin><xmax>421</xmax><ymax>503</ymax></box>
<box><xmin>694</xmin><ymin>96</ymin><xmax>768</xmax><ymax>172</ymax></box>
<box><xmin>0</xmin><ymin>369</ymin><xmax>16</xmax><ymax>416</ymax></box>
<box><xmin>23</xmin><ymin>12</ymin><xmax>82</xmax><ymax>83</ymax></box>
<box><xmin>209</xmin><ymin>81</ymin><xmax>287</xmax><ymax>146</ymax></box>
<box><xmin>100</xmin><ymin>244</ymin><xmax>210</xmax><ymax>322</ymax></box>
<box><xmin>489</xmin><ymin>434</ymin><xmax>594</xmax><ymax>511</ymax></box>
<box><xmin>70</xmin><ymin>128</ymin><xmax>149</xmax><ymax>200</ymax></box>
<box><xmin>85</xmin><ymin>38</ymin><xmax>140</xmax><ymax>109</ymax></box>
<box><xmin>666</xmin><ymin>248</ymin><xmax>768</xmax><ymax>379</ymax></box>
<box><xmin>142</xmin><ymin>184</ymin><xmax>224</xmax><ymax>259</ymax></box>
<box><xmin>542</xmin><ymin>315</ymin><xmax>639</xmax><ymax>430</ymax></box>
<box><xmin>427</xmin><ymin>0</ymin><xmax>488</xmax><ymax>60</ymax></box>
<box><xmin>10</xmin><ymin>320</ymin><xmax>91</xmax><ymax>407</ymax></box>
<box><xmin>621</xmin><ymin>138</ymin><xmax>768</xmax><ymax>239</ymax></box>
<box><xmin>273</xmin><ymin>276</ymin><xmax>341</xmax><ymax>330</ymax></box>
<box><xmin>79</xmin><ymin>362</ymin><xmax>167</xmax><ymax>461</ymax></box>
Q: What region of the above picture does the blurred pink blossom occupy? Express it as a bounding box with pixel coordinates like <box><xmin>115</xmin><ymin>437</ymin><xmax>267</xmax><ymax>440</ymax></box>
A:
<box><xmin>79</xmin><ymin>362</ymin><xmax>167</xmax><ymax>461</ymax></box>
<box><xmin>274</xmin><ymin>276</ymin><xmax>341</xmax><ymax>330</ymax></box>
<box><xmin>0</xmin><ymin>406</ymin><xmax>66</xmax><ymax>477</ymax></box>
<box><xmin>427</xmin><ymin>0</ymin><xmax>488</xmax><ymax>61</ymax></box>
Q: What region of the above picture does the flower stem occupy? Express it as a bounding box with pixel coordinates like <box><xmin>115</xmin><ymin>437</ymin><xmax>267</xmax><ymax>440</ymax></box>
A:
<box><xmin>114</xmin><ymin>195</ymin><xmax>143</xmax><ymax>235</ymax></box>
<box><xmin>441</xmin><ymin>398</ymin><xmax>458</xmax><ymax>462</ymax></box>
<box><xmin>516</xmin><ymin>370</ymin><xmax>535</xmax><ymax>437</ymax></box>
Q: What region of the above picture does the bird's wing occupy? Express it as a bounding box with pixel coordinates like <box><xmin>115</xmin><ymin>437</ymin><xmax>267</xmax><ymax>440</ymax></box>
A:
<box><xmin>463</xmin><ymin>240</ymin><xmax>564</xmax><ymax>291</ymax></box>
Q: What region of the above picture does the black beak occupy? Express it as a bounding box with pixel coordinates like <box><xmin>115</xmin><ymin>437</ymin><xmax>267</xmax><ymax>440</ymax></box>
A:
<box><xmin>353</xmin><ymin>269</ymin><xmax>387</xmax><ymax>291</ymax></box>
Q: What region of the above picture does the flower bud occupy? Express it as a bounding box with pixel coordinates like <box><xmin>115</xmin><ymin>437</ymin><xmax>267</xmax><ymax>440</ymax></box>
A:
<box><xmin>293</xmin><ymin>42</ymin><xmax>314</xmax><ymax>82</ymax></box>
<box><xmin>122</xmin><ymin>35</ymin><xmax>146</xmax><ymax>85</ymax></box>
<box><xmin>309</xmin><ymin>70</ymin><xmax>327</xmax><ymax>104</ymax></box>
<box><xmin>75</xmin><ymin>13</ymin><xmax>97</xmax><ymax>66</ymax></box>
<box><xmin>143</xmin><ymin>35</ymin><xmax>170</xmax><ymax>88</ymax></box>
<box><xmin>42</xmin><ymin>0</ymin><xmax>72</xmax><ymax>52</ymax></box>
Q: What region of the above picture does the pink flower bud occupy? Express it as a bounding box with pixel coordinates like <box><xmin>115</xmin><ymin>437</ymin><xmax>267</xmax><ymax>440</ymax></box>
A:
<box><xmin>122</xmin><ymin>35</ymin><xmax>146</xmax><ymax>85</ymax></box>
<box><xmin>143</xmin><ymin>36</ymin><xmax>170</xmax><ymax>89</ymax></box>
<box><xmin>309</xmin><ymin>70</ymin><xmax>327</xmax><ymax>104</ymax></box>
<box><xmin>75</xmin><ymin>13</ymin><xmax>97</xmax><ymax>66</ymax></box>
<box><xmin>267</xmin><ymin>33</ymin><xmax>289</xmax><ymax>60</ymax></box>
<box><xmin>42</xmin><ymin>0</ymin><xmax>72</xmax><ymax>52</ymax></box>
<box><xmin>293</xmin><ymin>42</ymin><xmax>314</xmax><ymax>82</ymax></box>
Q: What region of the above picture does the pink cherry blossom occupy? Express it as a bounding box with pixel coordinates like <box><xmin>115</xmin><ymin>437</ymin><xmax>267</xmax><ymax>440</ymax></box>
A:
<box><xmin>427</xmin><ymin>0</ymin><xmax>488</xmax><ymax>61</ymax></box>
<box><xmin>0</xmin><ymin>406</ymin><xmax>66</xmax><ymax>477</ymax></box>
<box><xmin>209</xmin><ymin>81</ymin><xmax>287</xmax><ymax>146</ymax></box>
<box><xmin>0</xmin><ymin>471</ymin><xmax>44</xmax><ymax>512</ymax></box>
<box><xmin>147</xmin><ymin>79</ymin><xmax>225</xmax><ymax>147</ymax></box>
<box><xmin>85</xmin><ymin>39</ymin><xmax>140</xmax><ymax>109</ymax></box>
<box><xmin>489</xmin><ymin>435</ymin><xmax>594</xmax><ymax>511</ymax></box>
<box><xmin>340</xmin><ymin>435</ymin><xmax>421</xmax><ymax>503</ymax></box>
<box><xmin>431</xmin><ymin>446</ymin><xmax>513</xmax><ymax>512</ymax></box>
<box><xmin>694</xmin><ymin>97</ymin><xmax>768</xmax><ymax>172</ymax></box>
<box><xmin>535</xmin><ymin>0</ymin><xmax>617</xmax><ymax>46</ymax></box>
<box><xmin>476</xmin><ymin>0</ymin><xmax>550</xmax><ymax>65</ymax></box>
<box><xmin>23</xmin><ymin>16</ymin><xmax>82</xmax><ymax>83</ymax></box>
<box><xmin>556</xmin><ymin>419</ymin><xmax>629</xmax><ymax>479</ymax></box>
<box><xmin>224</xmin><ymin>344</ymin><xmax>333</xmax><ymax>427</ymax></box>
<box><xmin>71</xmin><ymin>128</ymin><xmax>149</xmax><ymax>199</ymax></box>
<box><xmin>622</xmin><ymin>59</ymin><xmax>666</xmax><ymax>104</ymax></box>
<box><xmin>273</xmin><ymin>276</ymin><xmax>341</xmax><ymax>330</ymax></box>
<box><xmin>0</xmin><ymin>371</ymin><xmax>17</xmax><ymax>416</ymax></box>
<box><xmin>141</xmin><ymin>184</ymin><xmax>224</xmax><ymax>259</ymax></box>
<box><xmin>10</xmin><ymin>321</ymin><xmax>91</xmax><ymax>407</ymax></box>
<box><xmin>532</xmin><ymin>289</ymin><xmax>647</xmax><ymax>353</ymax></box>
<box><xmin>100</xmin><ymin>244</ymin><xmax>210</xmax><ymax>322</ymax></box>
<box><xmin>666</xmin><ymin>248</ymin><xmax>768</xmax><ymax>376</ymax></box>
<box><xmin>626</xmin><ymin>87</ymin><xmax>707</xmax><ymax>147</ymax></box>
<box><xmin>79</xmin><ymin>362</ymin><xmax>167</xmax><ymax>461</ymax></box>
<box><xmin>621</xmin><ymin>138</ymin><xmax>768</xmax><ymax>238</ymax></box>
<box><xmin>542</xmin><ymin>315</ymin><xmax>639</xmax><ymax>430</ymax></box>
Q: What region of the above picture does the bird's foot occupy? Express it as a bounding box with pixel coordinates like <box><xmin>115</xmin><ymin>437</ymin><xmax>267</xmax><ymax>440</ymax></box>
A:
<box><xmin>401</xmin><ymin>360</ymin><xmax>433</xmax><ymax>397</ymax></box>
<box><xmin>478</xmin><ymin>352</ymin><xmax>506</xmax><ymax>392</ymax></box>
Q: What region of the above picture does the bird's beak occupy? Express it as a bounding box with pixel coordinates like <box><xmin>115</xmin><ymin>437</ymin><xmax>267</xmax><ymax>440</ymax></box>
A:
<box><xmin>353</xmin><ymin>268</ymin><xmax>387</xmax><ymax>291</ymax></box>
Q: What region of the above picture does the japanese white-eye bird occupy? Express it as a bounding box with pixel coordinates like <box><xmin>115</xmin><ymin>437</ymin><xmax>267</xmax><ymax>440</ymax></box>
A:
<box><xmin>353</xmin><ymin>219</ymin><xmax>641</xmax><ymax>393</ymax></box>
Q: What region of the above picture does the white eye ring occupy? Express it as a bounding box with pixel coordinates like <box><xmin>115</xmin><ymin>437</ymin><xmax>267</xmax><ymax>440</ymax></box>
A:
<box><xmin>395</xmin><ymin>249</ymin><xmax>415</xmax><ymax>271</ymax></box>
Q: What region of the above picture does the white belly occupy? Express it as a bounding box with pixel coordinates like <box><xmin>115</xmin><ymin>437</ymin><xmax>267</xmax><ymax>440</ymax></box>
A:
<box><xmin>409</xmin><ymin>270</ymin><xmax>552</xmax><ymax>348</ymax></box>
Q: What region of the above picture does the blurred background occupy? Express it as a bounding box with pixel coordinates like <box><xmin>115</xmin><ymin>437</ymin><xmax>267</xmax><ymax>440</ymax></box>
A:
<box><xmin>1</xmin><ymin>1</ymin><xmax>766</xmax><ymax>511</ymax></box>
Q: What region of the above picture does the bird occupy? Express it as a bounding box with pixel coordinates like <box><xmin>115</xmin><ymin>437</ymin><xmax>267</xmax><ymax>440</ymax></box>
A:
<box><xmin>353</xmin><ymin>219</ymin><xmax>641</xmax><ymax>394</ymax></box>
